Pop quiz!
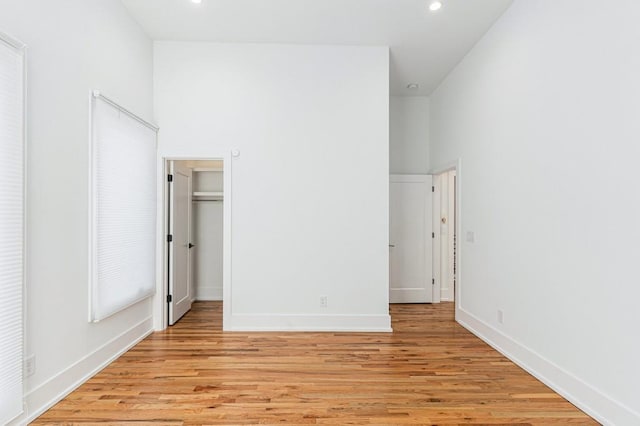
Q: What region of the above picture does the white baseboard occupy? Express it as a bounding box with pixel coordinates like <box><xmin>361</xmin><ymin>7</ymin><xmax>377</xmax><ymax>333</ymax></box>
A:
<box><xmin>17</xmin><ymin>316</ymin><xmax>153</xmax><ymax>425</ymax></box>
<box><xmin>456</xmin><ymin>308</ymin><xmax>640</xmax><ymax>426</ymax></box>
<box><xmin>195</xmin><ymin>286</ymin><xmax>222</xmax><ymax>301</ymax></box>
<box><xmin>228</xmin><ymin>313</ymin><xmax>392</xmax><ymax>332</ymax></box>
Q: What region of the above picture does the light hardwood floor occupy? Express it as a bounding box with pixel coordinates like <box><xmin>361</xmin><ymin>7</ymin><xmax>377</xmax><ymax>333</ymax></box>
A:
<box><xmin>33</xmin><ymin>302</ymin><xmax>597</xmax><ymax>425</ymax></box>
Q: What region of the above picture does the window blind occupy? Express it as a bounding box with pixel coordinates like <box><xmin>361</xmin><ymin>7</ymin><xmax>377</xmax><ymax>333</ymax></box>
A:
<box><xmin>90</xmin><ymin>93</ymin><xmax>157</xmax><ymax>322</ymax></box>
<box><xmin>0</xmin><ymin>33</ymin><xmax>25</xmax><ymax>424</ymax></box>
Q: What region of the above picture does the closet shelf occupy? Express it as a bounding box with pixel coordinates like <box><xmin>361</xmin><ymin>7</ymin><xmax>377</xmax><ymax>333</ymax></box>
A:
<box><xmin>193</xmin><ymin>191</ymin><xmax>223</xmax><ymax>197</ymax></box>
<box><xmin>193</xmin><ymin>191</ymin><xmax>223</xmax><ymax>201</ymax></box>
<box><xmin>192</xmin><ymin>167</ymin><xmax>223</xmax><ymax>172</ymax></box>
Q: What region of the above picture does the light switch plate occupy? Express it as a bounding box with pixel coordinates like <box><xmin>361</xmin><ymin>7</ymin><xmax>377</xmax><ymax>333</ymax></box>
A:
<box><xmin>466</xmin><ymin>231</ymin><xmax>475</xmax><ymax>243</ymax></box>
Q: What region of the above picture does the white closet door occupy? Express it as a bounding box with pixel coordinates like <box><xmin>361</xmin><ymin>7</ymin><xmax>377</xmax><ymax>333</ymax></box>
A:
<box><xmin>389</xmin><ymin>175</ymin><xmax>433</xmax><ymax>303</ymax></box>
<box><xmin>0</xmin><ymin>33</ymin><xmax>25</xmax><ymax>424</ymax></box>
<box><xmin>168</xmin><ymin>162</ymin><xmax>193</xmax><ymax>325</ymax></box>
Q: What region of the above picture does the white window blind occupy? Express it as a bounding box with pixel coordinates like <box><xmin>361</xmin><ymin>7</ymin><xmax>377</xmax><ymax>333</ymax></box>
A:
<box><xmin>90</xmin><ymin>93</ymin><xmax>157</xmax><ymax>322</ymax></box>
<box><xmin>0</xmin><ymin>33</ymin><xmax>25</xmax><ymax>424</ymax></box>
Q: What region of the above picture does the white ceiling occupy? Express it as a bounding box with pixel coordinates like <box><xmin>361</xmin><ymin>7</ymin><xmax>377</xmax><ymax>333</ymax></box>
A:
<box><xmin>121</xmin><ymin>0</ymin><xmax>513</xmax><ymax>96</ymax></box>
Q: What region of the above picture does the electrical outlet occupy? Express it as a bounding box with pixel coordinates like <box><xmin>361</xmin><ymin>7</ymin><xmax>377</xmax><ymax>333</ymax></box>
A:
<box><xmin>466</xmin><ymin>231</ymin><xmax>475</xmax><ymax>243</ymax></box>
<box><xmin>25</xmin><ymin>355</ymin><xmax>35</xmax><ymax>377</ymax></box>
<box><xmin>320</xmin><ymin>295</ymin><xmax>328</xmax><ymax>308</ymax></box>
<box><xmin>497</xmin><ymin>310</ymin><xmax>504</xmax><ymax>324</ymax></box>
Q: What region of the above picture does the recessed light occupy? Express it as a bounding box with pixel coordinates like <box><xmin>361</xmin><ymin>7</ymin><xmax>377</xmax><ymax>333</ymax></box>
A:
<box><xmin>407</xmin><ymin>83</ymin><xmax>420</xmax><ymax>90</ymax></box>
<box><xmin>191</xmin><ymin>0</ymin><xmax>202</xmax><ymax>4</ymax></box>
<box><xmin>429</xmin><ymin>1</ymin><xmax>442</xmax><ymax>12</ymax></box>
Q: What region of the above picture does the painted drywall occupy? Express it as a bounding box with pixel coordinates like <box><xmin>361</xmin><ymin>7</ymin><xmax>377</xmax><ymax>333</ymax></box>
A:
<box><xmin>192</xmin><ymin>201</ymin><xmax>223</xmax><ymax>300</ymax></box>
<box><xmin>154</xmin><ymin>42</ymin><xmax>390</xmax><ymax>331</ymax></box>
<box><xmin>0</xmin><ymin>0</ymin><xmax>154</xmax><ymax>422</ymax></box>
<box><xmin>430</xmin><ymin>0</ymin><xmax>640</xmax><ymax>423</ymax></box>
<box><xmin>389</xmin><ymin>96</ymin><xmax>429</xmax><ymax>174</ymax></box>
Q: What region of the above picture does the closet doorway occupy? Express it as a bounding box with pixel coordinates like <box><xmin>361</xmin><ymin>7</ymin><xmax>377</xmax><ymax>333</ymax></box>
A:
<box><xmin>166</xmin><ymin>159</ymin><xmax>225</xmax><ymax>326</ymax></box>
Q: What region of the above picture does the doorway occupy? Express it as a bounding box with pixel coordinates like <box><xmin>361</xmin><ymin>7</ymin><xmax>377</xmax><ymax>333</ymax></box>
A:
<box><xmin>433</xmin><ymin>169</ymin><xmax>457</xmax><ymax>302</ymax></box>
<box><xmin>165</xmin><ymin>159</ymin><xmax>225</xmax><ymax>326</ymax></box>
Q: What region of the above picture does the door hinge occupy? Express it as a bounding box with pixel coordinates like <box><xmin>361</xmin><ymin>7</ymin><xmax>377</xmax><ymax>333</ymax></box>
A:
<box><xmin>167</xmin><ymin>174</ymin><xmax>173</xmax><ymax>182</ymax></box>
<box><xmin>432</xmin><ymin>278</ymin><xmax>435</xmax><ymax>285</ymax></box>
<box><xmin>432</xmin><ymin>232</ymin><xmax>435</xmax><ymax>238</ymax></box>
<box><xmin>432</xmin><ymin>186</ymin><xmax>435</xmax><ymax>192</ymax></box>
<box><xmin>166</xmin><ymin>294</ymin><xmax>172</xmax><ymax>303</ymax></box>
<box><xmin>167</xmin><ymin>234</ymin><xmax>173</xmax><ymax>243</ymax></box>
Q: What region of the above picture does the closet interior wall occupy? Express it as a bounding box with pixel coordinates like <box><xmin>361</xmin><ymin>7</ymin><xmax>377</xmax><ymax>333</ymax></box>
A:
<box><xmin>184</xmin><ymin>161</ymin><xmax>224</xmax><ymax>301</ymax></box>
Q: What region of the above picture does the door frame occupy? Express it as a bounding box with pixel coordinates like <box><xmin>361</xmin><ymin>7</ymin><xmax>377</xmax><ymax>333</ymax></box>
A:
<box><xmin>154</xmin><ymin>155</ymin><xmax>232</xmax><ymax>331</ymax></box>
<box><xmin>430</xmin><ymin>159</ymin><xmax>463</xmax><ymax>317</ymax></box>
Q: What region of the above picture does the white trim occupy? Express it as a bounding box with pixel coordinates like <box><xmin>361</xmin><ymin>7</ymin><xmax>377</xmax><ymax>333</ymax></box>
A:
<box><xmin>223</xmin><ymin>152</ymin><xmax>233</xmax><ymax>331</ymax></box>
<box><xmin>443</xmin><ymin>170</ymin><xmax>456</xmax><ymax>301</ymax></box>
<box><xmin>153</xmin><ymin>159</ymin><xmax>170</xmax><ymax>331</ymax></box>
<box><xmin>453</xmin><ymin>161</ymin><xmax>462</xmax><ymax>317</ymax></box>
<box><xmin>228</xmin><ymin>313</ymin><xmax>392</xmax><ymax>332</ymax></box>
<box><xmin>17</xmin><ymin>317</ymin><xmax>153</xmax><ymax>425</ymax></box>
<box><xmin>20</xmin><ymin>42</ymin><xmax>28</xmax><ymax>425</ymax></box>
<box><xmin>457</xmin><ymin>308</ymin><xmax>640</xmax><ymax>425</ymax></box>
<box><xmin>431</xmin><ymin>174</ymin><xmax>442</xmax><ymax>303</ymax></box>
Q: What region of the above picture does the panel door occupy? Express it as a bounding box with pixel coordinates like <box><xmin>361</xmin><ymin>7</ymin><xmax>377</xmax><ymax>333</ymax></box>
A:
<box><xmin>169</xmin><ymin>162</ymin><xmax>193</xmax><ymax>324</ymax></box>
<box><xmin>389</xmin><ymin>175</ymin><xmax>433</xmax><ymax>303</ymax></box>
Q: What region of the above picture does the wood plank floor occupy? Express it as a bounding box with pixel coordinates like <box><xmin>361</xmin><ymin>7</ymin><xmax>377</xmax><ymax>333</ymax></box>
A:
<box><xmin>32</xmin><ymin>302</ymin><xmax>597</xmax><ymax>425</ymax></box>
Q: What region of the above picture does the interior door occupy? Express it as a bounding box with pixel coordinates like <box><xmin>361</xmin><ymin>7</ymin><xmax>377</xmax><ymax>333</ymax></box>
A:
<box><xmin>389</xmin><ymin>174</ymin><xmax>433</xmax><ymax>303</ymax></box>
<box><xmin>168</xmin><ymin>161</ymin><xmax>193</xmax><ymax>325</ymax></box>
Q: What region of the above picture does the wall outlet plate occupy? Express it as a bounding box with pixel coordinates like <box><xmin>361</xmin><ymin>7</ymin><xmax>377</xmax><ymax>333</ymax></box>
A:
<box><xmin>25</xmin><ymin>354</ymin><xmax>35</xmax><ymax>377</ymax></box>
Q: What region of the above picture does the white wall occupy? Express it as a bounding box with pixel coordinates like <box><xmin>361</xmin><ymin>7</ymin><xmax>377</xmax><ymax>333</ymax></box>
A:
<box><xmin>192</xmin><ymin>200</ymin><xmax>224</xmax><ymax>300</ymax></box>
<box><xmin>0</xmin><ymin>1</ymin><xmax>154</xmax><ymax>422</ymax></box>
<box><xmin>155</xmin><ymin>42</ymin><xmax>390</xmax><ymax>331</ymax></box>
<box><xmin>389</xmin><ymin>96</ymin><xmax>429</xmax><ymax>174</ymax></box>
<box><xmin>430</xmin><ymin>1</ymin><xmax>640</xmax><ymax>423</ymax></box>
